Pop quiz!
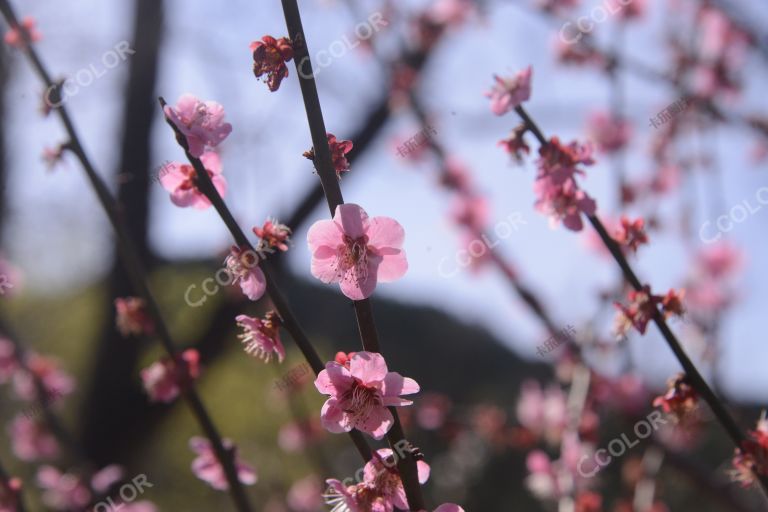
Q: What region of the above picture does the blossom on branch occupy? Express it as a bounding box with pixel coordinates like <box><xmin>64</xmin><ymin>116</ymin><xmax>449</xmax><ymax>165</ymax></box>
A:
<box><xmin>314</xmin><ymin>351</ymin><xmax>419</xmax><ymax>439</ymax></box>
<box><xmin>224</xmin><ymin>246</ymin><xmax>267</xmax><ymax>301</ymax></box>
<box><xmin>251</xmin><ymin>36</ymin><xmax>294</xmax><ymax>92</ymax></box>
<box><xmin>307</xmin><ymin>204</ymin><xmax>407</xmax><ymax>300</ymax></box>
<box><xmin>303</xmin><ymin>133</ymin><xmax>353</xmax><ymax>179</ymax></box>
<box><xmin>160</xmin><ymin>152</ymin><xmax>226</xmax><ymax>209</ymax></box>
<box><xmin>253</xmin><ymin>218</ymin><xmax>291</xmax><ymax>252</ymax></box>
<box><xmin>163</xmin><ymin>95</ymin><xmax>232</xmax><ymax>157</ymax></box>
<box><xmin>114</xmin><ymin>297</ymin><xmax>154</xmax><ymax>337</ymax></box>
<box><xmin>486</xmin><ymin>66</ymin><xmax>532</xmax><ymax>116</ymax></box>
<box><xmin>140</xmin><ymin>349</ymin><xmax>200</xmax><ymax>403</ymax></box>
<box><xmin>236</xmin><ymin>312</ymin><xmax>285</xmax><ymax>363</ymax></box>
<box><xmin>189</xmin><ymin>436</ymin><xmax>257</xmax><ymax>491</ymax></box>
<box><xmin>3</xmin><ymin>17</ymin><xmax>41</xmax><ymax>48</ymax></box>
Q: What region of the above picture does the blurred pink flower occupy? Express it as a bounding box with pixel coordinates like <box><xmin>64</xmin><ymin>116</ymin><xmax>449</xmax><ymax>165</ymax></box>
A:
<box><xmin>451</xmin><ymin>194</ymin><xmax>489</xmax><ymax>232</ymax></box>
<box><xmin>486</xmin><ymin>66</ymin><xmax>532</xmax><ymax>116</ymax></box>
<box><xmin>163</xmin><ymin>95</ymin><xmax>232</xmax><ymax>157</ymax></box>
<box><xmin>235</xmin><ymin>312</ymin><xmax>285</xmax><ymax>362</ymax></box>
<box><xmin>307</xmin><ymin>203</ymin><xmax>408</xmax><ymax>300</ymax></box>
<box><xmin>8</xmin><ymin>415</ymin><xmax>59</xmax><ymax>461</ymax></box>
<box><xmin>224</xmin><ymin>246</ymin><xmax>267</xmax><ymax>301</ymax></box>
<box><xmin>12</xmin><ymin>354</ymin><xmax>74</xmax><ymax>402</ymax></box>
<box><xmin>114</xmin><ymin>297</ymin><xmax>154</xmax><ymax>337</ymax></box>
<box><xmin>516</xmin><ymin>380</ymin><xmax>567</xmax><ymax>443</ymax></box>
<box><xmin>36</xmin><ymin>466</ymin><xmax>91</xmax><ymax>511</ymax></box>
<box><xmin>533</xmin><ymin>176</ymin><xmax>596</xmax><ymax>231</ymax></box>
<box><xmin>140</xmin><ymin>349</ymin><xmax>200</xmax><ymax>403</ymax></box>
<box><xmin>731</xmin><ymin>413</ymin><xmax>768</xmax><ymax>486</ymax></box>
<box><xmin>0</xmin><ymin>476</ymin><xmax>21</xmax><ymax>512</ymax></box>
<box><xmin>613</xmin><ymin>216</ymin><xmax>649</xmax><ymax>253</ymax></box>
<box><xmin>90</xmin><ymin>464</ymin><xmax>124</xmax><ymax>494</ymax></box>
<box><xmin>696</xmin><ymin>242</ymin><xmax>743</xmax><ymax>279</ymax></box>
<box><xmin>425</xmin><ymin>0</ymin><xmax>474</xmax><ymax>26</ymax></box>
<box><xmin>440</xmin><ymin>158</ymin><xmax>472</xmax><ymax>193</ymax></box>
<box><xmin>605</xmin><ymin>0</ymin><xmax>647</xmax><ymax>20</ymax></box>
<box><xmin>4</xmin><ymin>17</ymin><xmax>41</xmax><ymax>48</ymax></box>
<box><xmin>189</xmin><ymin>436</ymin><xmax>257</xmax><ymax>491</ymax></box>
<box><xmin>314</xmin><ymin>351</ymin><xmax>419</xmax><ymax>439</ymax></box>
<box><xmin>537</xmin><ymin>0</ymin><xmax>579</xmax><ymax>13</ymax></box>
<box><xmin>253</xmin><ymin>218</ymin><xmax>291</xmax><ymax>252</ymax></box>
<box><xmin>251</xmin><ymin>35</ymin><xmax>294</xmax><ymax>92</ymax></box>
<box><xmin>277</xmin><ymin>419</ymin><xmax>323</xmax><ymax>452</ymax></box>
<box><xmin>287</xmin><ymin>475</ymin><xmax>323</xmax><ymax>511</ymax></box>
<box><xmin>586</xmin><ymin>111</ymin><xmax>632</xmax><ymax>153</ymax></box>
<box><xmin>303</xmin><ymin>133</ymin><xmax>353</xmax><ymax>179</ymax></box>
<box><xmin>0</xmin><ymin>338</ymin><xmax>18</xmax><ymax>384</ymax></box>
<box><xmin>536</xmin><ymin>137</ymin><xmax>594</xmax><ymax>185</ymax></box>
<box><xmin>160</xmin><ymin>152</ymin><xmax>226</xmax><ymax>209</ymax></box>
<box><xmin>416</xmin><ymin>392</ymin><xmax>452</xmax><ymax>430</ymax></box>
<box><xmin>498</xmin><ymin>125</ymin><xmax>530</xmax><ymax>162</ymax></box>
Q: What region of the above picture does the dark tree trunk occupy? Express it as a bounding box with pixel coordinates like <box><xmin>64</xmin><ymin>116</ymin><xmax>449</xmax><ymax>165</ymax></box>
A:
<box><xmin>79</xmin><ymin>0</ymin><xmax>164</xmax><ymax>465</ymax></box>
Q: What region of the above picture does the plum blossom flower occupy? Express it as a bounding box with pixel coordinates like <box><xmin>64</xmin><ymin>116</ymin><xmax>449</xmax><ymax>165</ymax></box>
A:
<box><xmin>307</xmin><ymin>204</ymin><xmax>408</xmax><ymax>300</ymax></box>
<box><xmin>163</xmin><ymin>95</ymin><xmax>232</xmax><ymax>157</ymax></box>
<box><xmin>533</xmin><ymin>176</ymin><xmax>596</xmax><ymax>231</ymax></box>
<box><xmin>324</xmin><ymin>448</ymin><xmax>430</xmax><ymax>512</ymax></box>
<box><xmin>314</xmin><ymin>351</ymin><xmax>419</xmax><ymax>439</ymax></box>
<box><xmin>613</xmin><ymin>286</ymin><xmax>686</xmax><ymax>337</ymax></box>
<box><xmin>498</xmin><ymin>125</ymin><xmax>530</xmax><ymax>162</ymax></box>
<box><xmin>4</xmin><ymin>17</ymin><xmax>41</xmax><ymax>48</ymax></box>
<box><xmin>36</xmin><ymin>466</ymin><xmax>91</xmax><ymax>510</ymax></box>
<box><xmin>114</xmin><ymin>297</ymin><xmax>154</xmax><ymax>337</ymax></box>
<box><xmin>224</xmin><ymin>246</ymin><xmax>267</xmax><ymax>301</ymax></box>
<box><xmin>140</xmin><ymin>349</ymin><xmax>200</xmax><ymax>403</ymax></box>
<box><xmin>90</xmin><ymin>465</ymin><xmax>124</xmax><ymax>494</ymax></box>
<box><xmin>236</xmin><ymin>312</ymin><xmax>285</xmax><ymax>362</ymax></box>
<box><xmin>42</xmin><ymin>145</ymin><xmax>65</xmax><ymax>170</ymax></box>
<box><xmin>8</xmin><ymin>414</ymin><xmax>59</xmax><ymax>461</ymax></box>
<box><xmin>160</xmin><ymin>151</ymin><xmax>226</xmax><ymax>209</ymax></box>
<box><xmin>731</xmin><ymin>412</ymin><xmax>768</xmax><ymax>486</ymax></box>
<box><xmin>253</xmin><ymin>218</ymin><xmax>291</xmax><ymax>252</ymax></box>
<box><xmin>613</xmin><ymin>216</ymin><xmax>649</xmax><ymax>253</ymax></box>
<box><xmin>653</xmin><ymin>373</ymin><xmax>698</xmax><ymax>421</ymax></box>
<box><xmin>287</xmin><ymin>475</ymin><xmax>323</xmax><ymax>512</ymax></box>
<box><xmin>586</xmin><ymin>111</ymin><xmax>632</xmax><ymax>154</ymax></box>
<box><xmin>303</xmin><ymin>133</ymin><xmax>354</xmax><ymax>179</ymax></box>
<box><xmin>486</xmin><ymin>66</ymin><xmax>532</xmax><ymax>115</ymax></box>
<box><xmin>251</xmin><ymin>36</ymin><xmax>294</xmax><ymax>92</ymax></box>
<box><xmin>451</xmin><ymin>194</ymin><xmax>489</xmax><ymax>232</ymax></box>
<box><xmin>12</xmin><ymin>354</ymin><xmax>74</xmax><ymax>402</ymax></box>
<box><xmin>516</xmin><ymin>380</ymin><xmax>567</xmax><ymax>444</ymax></box>
<box><xmin>189</xmin><ymin>436</ymin><xmax>257</xmax><ymax>491</ymax></box>
<box><xmin>440</xmin><ymin>158</ymin><xmax>472</xmax><ymax>193</ymax></box>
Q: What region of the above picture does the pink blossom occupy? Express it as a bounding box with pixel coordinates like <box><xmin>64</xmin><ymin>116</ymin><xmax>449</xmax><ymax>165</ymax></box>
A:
<box><xmin>163</xmin><ymin>95</ymin><xmax>232</xmax><ymax>157</ymax></box>
<box><xmin>439</xmin><ymin>158</ymin><xmax>472</xmax><ymax>193</ymax></box>
<box><xmin>0</xmin><ymin>338</ymin><xmax>18</xmax><ymax>384</ymax></box>
<box><xmin>486</xmin><ymin>66</ymin><xmax>532</xmax><ymax>116</ymax></box>
<box><xmin>4</xmin><ymin>17</ymin><xmax>41</xmax><ymax>48</ymax></box>
<box><xmin>160</xmin><ymin>152</ymin><xmax>226</xmax><ymax>209</ymax></box>
<box><xmin>236</xmin><ymin>312</ymin><xmax>285</xmax><ymax>362</ymax></box>
<box><xmin>307</xmin><ymin>204</ymin><xmax>408</xmax><ymax>300</ymax></box>
<box><xmin>451</xmin><ymin>194</ymin><xmax>489</xmax><ymax>232</ymax></box>
<box><xmin>536</xmin><ymin>137</ymin><xmax>594</xmax><ymax>184</ymax></box>
<box><xmin>118</xmin><ymin>502</ymin><xmax>159</xmax><ymax>512</ymax></box>
<box><xmin>253</xmin><ymin>218</ymin><xmax>292</xmax><ymax>252</ymax></box>
<box><xmin>189</xmin><ymin>436</ymin><xmax>257</xmax><ymax>491</ymax></box>
<box><xmin>36</xmin><ymin>466</ymin><xmax>91</xmax><ymax>510</ymax></box>
<box><xmin>90</xmin><ymin>465</ymin><xmax>124</xmax><ymax>494</ymax></box>
<box><xmin>614</xmin><ymin>286</ymin><xmax>685</xmax><ymax>337</ymax></box>
<box><xmin>140</xmin><ymin>349</ymin><xmax>200</xmax><ymax>403</ymax></box>
<box><xmin>12</xmin><ymin>354</ymin><xmax>74</xmax><ymax>402</ymax></box>
<box><xmin>324</xmin><ymin>448</ymin><xmax>430</xmax><ymax>511</ymax></box>
<box><xmin>114</xmin><ymin>297</ymin><xmax>154</xmax><ymax>337</ymax></box>
<box><xmin>695</xmin><ymin>242</ymin><xmax>743</xmax><ymax>279</ymax></box>
<box><xmin>8</xmin><ymin>415</ymin><xmax>59</xmax><ymax>461</ymax></box>
<box><xmin>251</xmin><ymin>35</ymin><xmax>294</xmax><ymax>92</ymax></box>
<box><xmin>42</xmin><ymin>145</ymin><xmax>65</xmax><ymax>170</ymax></box>
<box><xmin>498</xmin><ymin>125</ymin><xmax>530</xmax><ymax>162</ymax></box>
<box><xmin>425</xmin><ymin>0</ymin><xmax>474</xmax><ymax>26</ymax></box>
<box><xmin>416</xmin><ymin>392</ymin><xmax>452</xmax><ymax>430</ymax></box>
<box><xmin>586</xmin><ymin>111</ymin><xmax>632</xmax><ymax>153</ymax></box>
<box><xmin>314</xmin><ymin>351</ymin><xmax>419</xmax><ymax>439</ymax></box>
<box><xmin>278</xmin><ymin>419</ymin><xmax>324</xmax><ymax>452</ymax></box>
<box><xmin>516</xmin><ymin>380</ymin><xmax>567</xmax><ymax>443</ymax></box>
<box><xmin>605</xmin><ymin>0</ymin><xmax>646</xmax><ymax>19</ymax></box>
<box><xmin>533</xmin><ymin>176</ymin><xmax>596</xmax><ymax>231</ymax></box>
<box><xmin>224</xmin><ymin>246</ymin><xmax>267</xmax><ymax>301</ymax></box>
<box><xmin>303</xmin><ymin>133</ymin><xmax>354</xmax><ymax>179</ymax></box>
<box><xmin>287</xmin><ymin>475</ymin><xmax>323</xmax><ymax>511</ymax></box>
<box><xmin>613</xmin><ymin>216</ymin><xmax>649</xmax><ymax>253</ymax></box>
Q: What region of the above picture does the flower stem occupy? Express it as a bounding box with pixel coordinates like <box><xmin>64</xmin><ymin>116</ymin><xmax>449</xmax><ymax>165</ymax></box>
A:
<box><xmin>278</xmin><ymin>1</ymin><xmax>426</xmax><ymax>508</ymax></box>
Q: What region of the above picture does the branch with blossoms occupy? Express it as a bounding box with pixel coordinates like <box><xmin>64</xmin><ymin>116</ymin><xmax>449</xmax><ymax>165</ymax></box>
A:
<box><xmin>487</xmin><ymin>63</ymin><xmax>768</xmax><ymax>495</ymax></box>
<box><xmin>0</xmin><ymin>2</ymin><xmax>259</xmax><ymax>509</ymax></box>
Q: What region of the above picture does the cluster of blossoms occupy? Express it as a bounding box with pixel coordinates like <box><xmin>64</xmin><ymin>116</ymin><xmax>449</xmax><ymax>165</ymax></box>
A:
<box><xmin>613</xmin><ymin>286</ymin><xmax>685</xmax><ymax>338</ymax></box>
<box><xmin>140</xmin><ymin>348</ymin><xmax>200</xmax><ymax>403</ymax></box>
<box><xmin>652</xmin><ymin>373</ymin><xmax>699</xmax><ymax>421</ymax></box>
<box><xmin>732</xmin><ymin>413</ymin><xmax>768</xmax><ymax>486</ymax></box>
